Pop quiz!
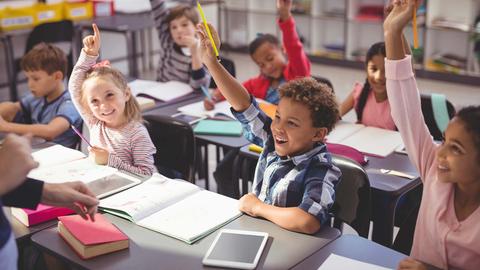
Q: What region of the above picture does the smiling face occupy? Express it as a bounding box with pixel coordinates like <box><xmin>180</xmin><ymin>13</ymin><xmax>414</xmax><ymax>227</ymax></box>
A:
<box><xmin>366</xmin><ymin>54</ymin><xmax>386</xmax><ymax>97</ymax></box>
<box><xmin>82</xmin><ymin>77</ymin><xmax>131</xmax><ymax>128</ymax></box>
<box><xmin>436</xmin><ymin>117</ymin><xmax>480</xmax><ymax>186</ymax></box>
<box><xmin>271</xmin><ymin>97</ymin><xmax>326</xmax><ymax>157</ymax></box>
<box><xmin>169</xmin><ymin>15</ymin><xmax>196</xmax><ymax>47</ymax></box>
<box><xmin>251</xmin><ymin>42</ymin><xmax>287</xmax><ymax>80</ymax></box>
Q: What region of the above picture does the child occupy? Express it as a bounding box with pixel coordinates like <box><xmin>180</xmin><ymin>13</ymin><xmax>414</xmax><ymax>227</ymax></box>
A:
<box><xmin>204</xmin><ymin>0</ymin><xmax>310</xmax><ymax>109</ymax></box>
<box><xmin>384</xmin><ymin>1</ymin><xmax>480</xmax><ymax>269</ymax></box>
<box><xmin>69</xmin><ymin>24</ymin><xmax>157</xmax><ymax>176</ymax></box>
<box><xmin>149</xmin><ymin>0</ymin><xmax>210</xmax><ymax>89</ymax></box>
<box><xmin>197</xmin><ymin>23</ymin><xmax>341</xmax><ymax>234</ymax></box>
<box><xmin>339</xmin><ymin>42</ymin><xmax>396</xmax><ymax>130</ymax></box>
<box><xmin>0</xmin><ymin>43</ymin><xmax>82</xmax><ymax>149</ymax></box>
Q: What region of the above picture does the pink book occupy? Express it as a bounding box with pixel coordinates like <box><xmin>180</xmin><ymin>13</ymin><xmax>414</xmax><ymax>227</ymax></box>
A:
<box><xmin>11</xmin><ymin>204</ymin><xmax>74</xmax><ymax>227</ymax></box>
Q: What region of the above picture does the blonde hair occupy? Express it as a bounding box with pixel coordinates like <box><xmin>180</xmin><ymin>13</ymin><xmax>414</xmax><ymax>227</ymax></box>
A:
<box><xmin>81</xmin><ymin>66</ymin><xmax>142</xmax><ymax>123</ymax></box>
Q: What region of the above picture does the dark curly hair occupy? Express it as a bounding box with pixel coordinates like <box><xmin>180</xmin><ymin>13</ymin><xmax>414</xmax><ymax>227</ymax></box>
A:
<box><xmin>456</xmin><ymin>106</ymin><xmax>480</xmax><ymax>157</ymax></box>
<box><xmin>279</xmin><ymin>77</ymin><xmax>338</xmax><ymax>133</ymax></box>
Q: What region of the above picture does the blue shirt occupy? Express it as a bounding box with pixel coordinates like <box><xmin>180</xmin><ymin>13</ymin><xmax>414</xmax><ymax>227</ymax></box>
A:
<box><xmin>14</xmin><ymin>90</ymin><xmax>82</xmax><ymax>149</ymax></box>
<box><xmin>232</xmin><ymin>98</ymin><xmax>342</xmax><ymax>223</ymax></box>
<box><xmin>264</xmin><ymin>78</ymin><xmax>285</xmax><ymax>105</ymax></box>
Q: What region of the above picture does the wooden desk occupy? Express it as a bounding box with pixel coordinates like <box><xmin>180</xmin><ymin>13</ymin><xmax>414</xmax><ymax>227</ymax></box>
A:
<box><xmin>32</xmin><ymin>214</ymin><xmax>340</xmax><ymax>270</ymax></box>
<box><xmin>235</xmin><ymin>145</ymin><xmax>421</xmax><ymax>247</ymax></box>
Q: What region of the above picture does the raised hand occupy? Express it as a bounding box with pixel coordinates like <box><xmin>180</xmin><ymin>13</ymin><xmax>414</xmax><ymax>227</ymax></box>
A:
<box><xmin>384</xmin><ymin>0</ymin><xmax>419</xmax><ymax>34</ymax></box>
<box><xmin>277</xmin><ymin>0</ymin><xmax>292</xmax><ymax>21</ymax></box>
<box><xmin>83</xmin><ymin>23</ymin><xmax>101</xmax><ymax>56</ymax></box>
<box><xmin>196</xmin><ymin>23</ymin><xmax>221</xmax><ymax>66</ymax></box>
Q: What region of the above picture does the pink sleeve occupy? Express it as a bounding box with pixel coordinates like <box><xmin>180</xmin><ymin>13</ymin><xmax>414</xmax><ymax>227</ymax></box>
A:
<box><xmin>351</xmin><ymin>82</ymin><xmax>364</xmax><ymax>108</ymax></box>
<box><xmin>385</xmin><ymin>55</ymin><xmax>438</xmax><ymax>182</ymax></box>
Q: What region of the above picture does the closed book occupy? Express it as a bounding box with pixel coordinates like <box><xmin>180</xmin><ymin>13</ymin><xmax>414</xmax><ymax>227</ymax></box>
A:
<box><xmin>11</xmin><ymin>204</ymin><xmax>74</xmax><ymax>227</ymax></box>
<box><xmin>194</xmin><ymin>120</ymin><xmax>243</xmax><ymax>136</ymax></box>
<box><xmin>58</xmin><ymin>214</ymin><xmax>129</xmax><ymax>259</ymax></box>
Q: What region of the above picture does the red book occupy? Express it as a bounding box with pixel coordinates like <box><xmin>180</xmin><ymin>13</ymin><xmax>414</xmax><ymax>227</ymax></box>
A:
<box><xmin>58</xmin><ymin>214</ymin><xmax>129</xmax><ymax>259</ymax></box>
<box><xmin>11</xmin><ymin>204</ymin><xmax>74</xmax><ymax>227</ymax></box>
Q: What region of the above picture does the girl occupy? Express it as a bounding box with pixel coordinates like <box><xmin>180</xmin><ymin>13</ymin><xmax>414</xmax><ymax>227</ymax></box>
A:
<box><xmin>384</xmin><ymin>1</ymin><xmax>480</xmax><ymax>269</ymax></box>
<box><xmin>69</xmin><ymin>24</ymin><xmax>157</xmax><ymax>176</ymax></box>
<box><xmin>339</xmin><ymin>42</ymin><xmax>396</xmax><ymax>130</ymax></box>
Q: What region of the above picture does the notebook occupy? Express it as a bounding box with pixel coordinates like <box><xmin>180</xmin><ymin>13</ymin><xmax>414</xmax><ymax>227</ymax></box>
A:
<box><xmin>11</xmin><ymin>204</ymin><xmax>74</xmax><ymax>227</ymax></box>
<box><xmin>318</xmin><ymin>254</ymin><xmax>392</xmax><ymax>270</ymax></box>
<box><xmin>128</xmin><ymin>79</ymin><xmax>193</xmax><ymax>102</ymax></box>
<box><xmin>178</xmin><ymin>100</ymin><xmax>235</xmax><ymax>119</ymax></box>
<box><xmin>326</xmin><ymin>121</ymin><xmax>404</xmax><ymax>157</ymax></box>
<box><xmin>194</xmin><ymin>120</ymin><xmax>243</xmax><ymax>136</ymax></box>
<box><xmin>58</xmin><ymin>214</ymin><xmax>129</xmax><ymax>259</ymax></box>
<box><xmin>99</xmin><ymin>174</ymin><xmax>242</xmax><ymax>244</ymax></box>
<box><xmin>27</xmin><ymin>145</ymin><xmax>141</xmax><ymax>198</ymax></box>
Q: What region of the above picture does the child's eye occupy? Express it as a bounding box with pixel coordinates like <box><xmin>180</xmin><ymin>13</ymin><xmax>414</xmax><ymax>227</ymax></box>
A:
<box><xmin>90</xmin><ymin>99</ymin><xmax>99</xmax><ymax>105</ymax></box>
<box><xmin>287</xmin><ymin>121</ymin><xmax>298</xmax><ymax>127</ymax></box>
<box><xmin>450</xmin><ymin>144</ymin><xmax>461</xmax><ymax>154</ymax></box>
<box><xmin>106</xmin><ymin>93</ymin><xmax>114</xmax><ymax>98</ymax></box>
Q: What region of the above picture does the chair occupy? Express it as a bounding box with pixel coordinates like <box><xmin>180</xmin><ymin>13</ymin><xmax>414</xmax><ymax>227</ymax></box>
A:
<box><xmin>144</xmin><ymin>114</ymin><xmax>196</xmax><ymax>183</ymax></box>
<box><xmin>420</xmin><ymin>93</ymin><xmax>456</xmax><ymax>141</ymax></box>
<box><xmin>209</xmin><ymin>56</ymin><xmax>236</xmax><ymax>89</ymax></box>
<box><xmin>330</xmin><ymin>155</ymin><xmax>371</xmax><ymax>238</ymax></box>
<box><xmin>312</xmin><ymin>75</ymin><xmax>334</xmax><ymax>93</ymax></box>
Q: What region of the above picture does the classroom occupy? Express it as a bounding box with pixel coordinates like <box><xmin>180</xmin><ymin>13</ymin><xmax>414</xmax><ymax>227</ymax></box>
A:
<box><xmin>1</xmin><ymin>0</ymin><xmax>479</xmax><ymax>270</ymax></box>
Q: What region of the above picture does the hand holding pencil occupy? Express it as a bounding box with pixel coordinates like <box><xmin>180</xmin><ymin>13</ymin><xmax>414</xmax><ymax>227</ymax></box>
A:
<box><xmin>196</xmin><ymin>22</ymin><xmax>221</xmax><ymax>66</ymax></box>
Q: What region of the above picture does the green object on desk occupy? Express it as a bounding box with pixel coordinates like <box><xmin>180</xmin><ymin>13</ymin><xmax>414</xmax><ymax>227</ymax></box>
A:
<box><xmin>194</xmin><ymin>120</ymin><xmax>242</xmax><ymax>136</ymax></box>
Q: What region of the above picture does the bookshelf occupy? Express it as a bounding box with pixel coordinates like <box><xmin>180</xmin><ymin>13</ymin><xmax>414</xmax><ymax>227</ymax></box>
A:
<box><xmin>219</xmin><ymin>0</ymin><xmax>480</xmax><ymax>86</ymax></box>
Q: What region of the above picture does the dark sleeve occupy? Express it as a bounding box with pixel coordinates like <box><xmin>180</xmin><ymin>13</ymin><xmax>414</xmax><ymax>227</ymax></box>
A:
<box><xmin>2</xmin><ymin>178</ymin><xmax>44</xmax><ymax>209</ymax></box>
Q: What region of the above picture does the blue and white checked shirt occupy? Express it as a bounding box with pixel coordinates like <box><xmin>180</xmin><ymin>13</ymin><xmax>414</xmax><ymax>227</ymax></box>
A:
<box><xmin>232</xmin><ymin>98</ymin><xmax>342</xmax><ymax>223</ymax></box>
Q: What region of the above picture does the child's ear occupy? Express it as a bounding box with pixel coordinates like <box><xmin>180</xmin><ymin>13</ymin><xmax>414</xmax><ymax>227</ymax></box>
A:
<box><xmin>125</xmin><ymin>87</ymin><xmax>132</xmax><ymax>101</ymax></box>
<box><xmin>313</xmin><ymin>127</ymin><xmax>328</xmax><ymax>142</ymax></box>
<box><xmin>53</xmin><ymin>70</ymin><xmax>63</xmax><ymax>81</ymax></box>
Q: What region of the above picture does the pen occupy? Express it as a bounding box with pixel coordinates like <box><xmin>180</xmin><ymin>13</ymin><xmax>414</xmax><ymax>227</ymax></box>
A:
<box><xmin>200</xmin><ymin>85</ymin><xmax>213</xmax><ymax>102</ymax></box>
<box><xmin>71</xmin><ymin>125</ymin><xmax>93</xmax><ymax>148</ymax></box>
<box><xmin>197</xmin><ymin>1</ymin><xmax>220</xmax><ymax>61</ymax></box>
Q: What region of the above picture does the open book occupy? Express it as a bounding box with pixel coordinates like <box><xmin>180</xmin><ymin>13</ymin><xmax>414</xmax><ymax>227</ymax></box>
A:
<box><xmin>28</xmin><ymin>145</ymin><xmax>141</xmax><ymax>198</ymax></box>
<box><xmin>99</xmin><ymin>174</ymin><xmax>242</xmax><ymax>244</ymax></box>
<box><xmin>177</xmin><ymin>100</ymin><xmax>235</xmax><ymax>119</ymax></box>
<box><xmin>326</xmin><ymin>121</ymin><xmax>404</xmax><ymax>157</ymax></box>
<box><xmin>128</xmin><ymin>79</ymin><xmax>193</xmax><ymax>102</ymax></box>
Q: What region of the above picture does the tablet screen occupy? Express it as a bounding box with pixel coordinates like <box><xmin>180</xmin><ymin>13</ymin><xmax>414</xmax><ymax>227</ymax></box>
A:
<box><xmin>203</xmin><ymin>229</ymin><xmax>268</xmax><ymax>269</ymax></box>
<box><xmin>87</xmin><ymin>173</ymin><xmax>140</xmax><ymax>198</ymax></box>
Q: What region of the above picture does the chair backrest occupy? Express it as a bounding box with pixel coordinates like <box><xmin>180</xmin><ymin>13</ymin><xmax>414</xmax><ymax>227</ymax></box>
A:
<box><xmin>24</xmin><ymin>20</ymin><xmax>75</xmax><ymax>77</ymax></box>
<box><xmin>143</xmin><ymin>114</ymin><xmax>196</xmax><ymax>183</ymax></box>
<box><xmin>209</xmin><ymin>56</ymin><xmax>236</xmax><ymax>88</ymax></box>
<box><xmin>311</xmin><ymin>75</ymin><xmax>334</xmax><ymax>93</ymax></box>
<box><xmin>330</xmin><ymin>155</ymin><xmax>371</xmax><ymax>238</ymax></box>
<box><xmin>420</xmin><ymin>93</ymin><xmax>456</xmax><ymax>141</ymax></box>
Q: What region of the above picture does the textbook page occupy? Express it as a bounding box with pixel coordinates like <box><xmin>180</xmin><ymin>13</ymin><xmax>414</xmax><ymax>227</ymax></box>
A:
<box><xmin>177</xmin><ymin>100</ymin><xmax>234</xmax><ymax>119</ymax></box>
<box><xmin>137</xmin><ymin>190</ymin><xmax>241</xmax><ymax>244</ymax></box>
<box><xmin>27</xmin><ymin>158</ymin><xmax>117</xmax><ymax>183</ymax></box>
<box><xmin>326</xmin><ymin>122</ymin><xmax>365</xmax><ymax>144</ymax></box>
<box><xmin>340</xmin><ymin>126</ymin><xmax>403</xmax><ymax>157</ymax></box>
<box><xmin>318</xmin><ymin>254</ymin><xmax>392</xmax><ymax>270</ymax></box>
<box><xmin>31</xmin><ymin>145</ymin><xmax>86</xmax><ymax>168</ymax></box>
<box><xmin>128</xmin><ymin>80</ymin><xmax>193</xmax><ymax>102</ymax></box>
<box><xmin>99</xmin><ymin>174</ymin><xmax>201</xmax><ymax>222</ymax></box>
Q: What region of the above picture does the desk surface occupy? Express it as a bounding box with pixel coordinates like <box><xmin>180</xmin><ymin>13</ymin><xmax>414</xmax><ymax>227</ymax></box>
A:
<box><xmin>3</xmin><ymin>207</ymin><xmax>57</xmax><ymax>245</ymax></box>
<box><xmin>291</xmin><ymin>234</ymin><xmax>406</xmax><ymax>269</ymax></box>
<box><xmin>32</xmin><ymin>214</ymin><xmax>340</xmax><ymax>270</ymax></box>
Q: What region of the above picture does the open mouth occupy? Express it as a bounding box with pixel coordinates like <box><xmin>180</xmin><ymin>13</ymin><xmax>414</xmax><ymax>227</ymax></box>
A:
<box><xmin>274</xmin><ymin>135</ymin><xmax>288</xmax><ymax>145</ymax></box>
<box><xmin>101</xmin><ymin>110</ymin><xmax>115</xmax><ymax>116</ymax></box>
<box><xmin>437</xmin><ymin>163</ymin><xmax>450</xmax><ymax>173</ymax></box>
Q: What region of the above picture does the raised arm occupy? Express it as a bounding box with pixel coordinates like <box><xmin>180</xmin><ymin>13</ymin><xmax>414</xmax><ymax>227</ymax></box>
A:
<box><xmin>197</xmin><ymin>23</ymin><xmax>251</xmax><ymax>111</ymax></box>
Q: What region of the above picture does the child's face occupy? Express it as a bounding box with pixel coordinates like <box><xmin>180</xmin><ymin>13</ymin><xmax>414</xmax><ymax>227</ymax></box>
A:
<box><xmin>83</xmin><ymin>77</ymin><xmax>131</xmax><ymax>128</ymax></box>
<box><xmin>271</xmin><ymin>97</ymin><xmax>326</xmax><ymax>157</ymax></box>
<box><xmin>169</xmin><ymin>16</ymin><xmax>196</xmax><ymax>47</ymax></box>
<box><xmin>436</xmin><ymin>118</ymin><xmax>480</xmax><ymax>186</ymax></box>
<box><xmin>24</xmin><ymin>70</ymin><xmax>61</xmax><ymax>98</ymax></box>
<box><xmin>366</xmin><ymin>54</ymin><xmax>386</xmax><ymax>95</ymax></box>
<box><xmin>251</xmin><ymin>43</ymin><xmax>286</xmax><ymax>80</ymax></box>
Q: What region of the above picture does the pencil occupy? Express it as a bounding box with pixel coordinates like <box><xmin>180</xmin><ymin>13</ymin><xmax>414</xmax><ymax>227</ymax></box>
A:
<box><xmin>412</xmin><ymin>7</ymin><xmax>419</xmax><ymax>49</ymax></box>
<box><xmin>71</xmin><ymin>125</ymin><xmax>93</xmax><ymax>148</ymax></box>
<box><xmin>197</xmin><ymin>1</ymin><xmax>220</xmax><ymax>61</ymax></box>
<box><xmin>200</xmin><ymin>85</ymin><xmax>213</xmax><ymax>102</ymax></box>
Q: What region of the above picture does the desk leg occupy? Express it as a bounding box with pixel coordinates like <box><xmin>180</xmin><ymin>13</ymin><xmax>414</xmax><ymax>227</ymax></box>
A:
<box><xmin>4</xmin><ymin>36</ymin><xmax>18</xmax><ymax>101</ymax></box>
<box><xmin>371</xmin><ymin>191</ymin><xmax>400</xmax><ymax>247</ymax></box>
<box><xmin>203</xmin><ymin>143</ymin><xmax>209</xmax><ymax>190</ymax></box>
<box><xmin>125</xmin><ymin>31</ymin><xmax>138</xmax><ymax>78</ymax></box>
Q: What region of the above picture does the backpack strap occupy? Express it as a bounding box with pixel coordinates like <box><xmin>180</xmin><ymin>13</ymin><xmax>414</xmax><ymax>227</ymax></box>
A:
<box><xmin>431</xmin><ymin>93</ymin><xmax>449</xmax><ymax>133</ymax></box>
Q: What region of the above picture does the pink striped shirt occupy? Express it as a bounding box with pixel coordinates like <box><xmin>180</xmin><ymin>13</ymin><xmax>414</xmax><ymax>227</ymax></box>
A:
<box><xmin>69</xmin><ymin>51</ymin><xmax>157</xmax><ymax>176</ymax></box>
<box><xmin>386</xmin><ymin>55</ymin><xmax>480</xmax><ymax>270</ymax></box>
<box><xmin>352</xmin><ymin>82</ymin><xmax>396</xmax><ymax>130</ymax></box>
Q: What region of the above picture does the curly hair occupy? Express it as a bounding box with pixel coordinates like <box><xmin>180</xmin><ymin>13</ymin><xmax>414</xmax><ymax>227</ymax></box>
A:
<box><xmin>81</xmin><ymin>66</ymin><xmax>142</xmax><ymax>123</ymax></box>
<box><xmin>279</xmin><ymin>77</ymin><xmax>338</xmax><ymax>133</ymax></box>
<box><xmin>456</xmin><ymin>106</ymin><xmax>480</xmax><ymax>157</ymax></box>
<box><xmin>248</xmin><ymin>33</ymin><xmax>281</xmax><ymax>56</ymax></box>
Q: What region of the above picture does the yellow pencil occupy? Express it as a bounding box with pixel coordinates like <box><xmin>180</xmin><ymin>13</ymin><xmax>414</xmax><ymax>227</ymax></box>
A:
<box><xmin>197</xmin><ymin>1</ymin><xmax>220</xmax><ymax>60</ymax></box>
<box><xmin>412</xmin><ymin>8</ymin><xmax>419</xmax><ymax>49</ymax></box>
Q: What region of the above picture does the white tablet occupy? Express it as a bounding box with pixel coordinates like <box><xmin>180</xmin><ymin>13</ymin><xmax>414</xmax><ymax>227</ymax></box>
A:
<box><xmin>202</xmin><ymin>229</ymin><xmax>269</xmax><ymax>270</ymax></box>
<box><xmin>86</xmin><ymin>171</ymin><xmax>141</xmax><ymax>199</ymax></box>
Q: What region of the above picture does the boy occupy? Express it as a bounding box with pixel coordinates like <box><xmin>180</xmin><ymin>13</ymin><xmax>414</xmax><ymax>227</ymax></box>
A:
<box><xmin>150</xmin><ymin>0</ymin><xmax>211</xmax><ymax>89</ymax></box>
<box><xmin>0</xmin><ymin>43</ymin><xmax>82</xmax><ymax>149</ymax></box>
<box><xmin>197</xmin><ymin>24</ymin><xmax>341</xmax><ymax>234</ymax></box>
<box><xmin>206</xmin><ymin>0</ymin><xmax>312</xmax><ymax>197</ymax></box>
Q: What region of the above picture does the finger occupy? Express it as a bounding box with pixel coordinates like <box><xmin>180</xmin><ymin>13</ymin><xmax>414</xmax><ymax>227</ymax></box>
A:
<box><xmin>73</xmin><ymin>202</ymin><xmax>88</xmax><ymax>220</ymax></box>
<box><xmin>87</xmin><ymin>205</ymin><xmax>97</xmax><ymax>221</ymax></box>
<box><xmin>92</xmin><ymin>24</ymin><xmax>100</xmax><ymax>42</ymax></box>
<box><xmin>207</xmin><ymin>23</ymin><xmax>220</xmax><ymax>48</ymax></box>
